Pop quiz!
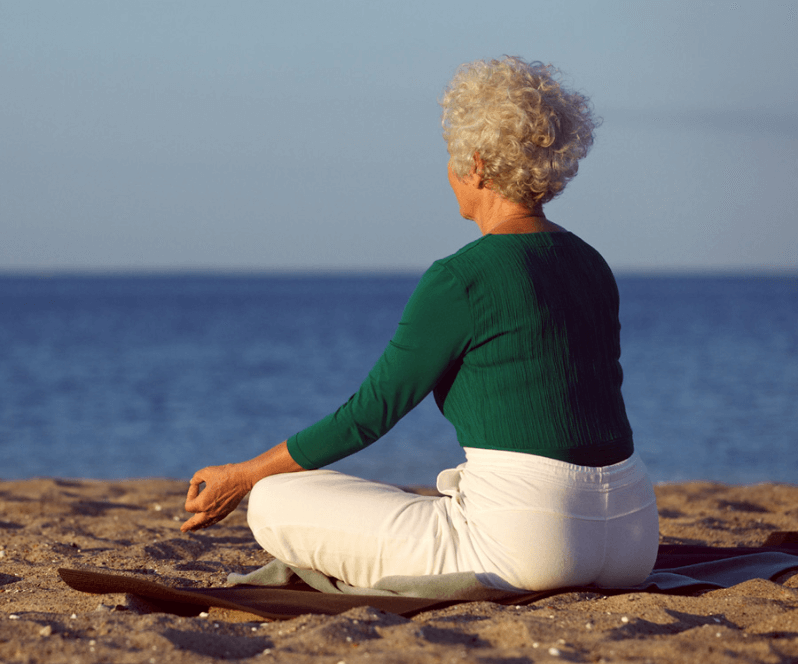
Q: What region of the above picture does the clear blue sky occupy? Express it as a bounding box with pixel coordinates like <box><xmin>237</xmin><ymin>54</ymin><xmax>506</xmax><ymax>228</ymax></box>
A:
<box><xmin>2</xmin><ymin>0</ymin><xmax>796</xmax><ymax>273</ymax></box>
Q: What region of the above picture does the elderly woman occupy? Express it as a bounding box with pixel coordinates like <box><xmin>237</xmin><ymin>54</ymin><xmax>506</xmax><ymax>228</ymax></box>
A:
<box><xmin>182</xmin><ymin>56</ymin><xmax>659</xmax><ymax>593</ymax></box>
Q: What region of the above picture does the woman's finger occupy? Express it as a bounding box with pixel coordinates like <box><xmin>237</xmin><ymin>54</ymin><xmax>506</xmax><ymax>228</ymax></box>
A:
<box><xmin>185</xmin><ymin>482</ymin><xmax>201</xmax><ymax>503</ymax></box>
<box><xmin>184</xmin><ymin>485</ymin><xmax>204</xmax><ymax>510</ymax></box>
<box><xmin>185</xmin><ymin>470</ymin><xmax>212</xmax><ymax>511</ymax></box>
<box><xmin>184</xmin><ymin>489</ymin><xmax>212</xmax><ymax>513</ymax></box>
<box><xmin>180</xmin><ymin>513</ymin><xmax>206</xmax><ymax>532</ymax></box>
<box><xmin>188</xmin><ymin>469</ymin><xmax>210</xmax><ymax>489</ymax></box>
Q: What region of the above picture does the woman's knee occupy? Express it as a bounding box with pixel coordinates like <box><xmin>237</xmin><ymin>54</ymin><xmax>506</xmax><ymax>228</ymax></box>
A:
<box><xmin>246</xmin><ymin>470</ymin><xmax>368</xmax><ymax>545</ymax></box>
<box><xmin>246</xmin><ymin>473</ymin><xmax>299</xmax><ymax>534</ymax></box>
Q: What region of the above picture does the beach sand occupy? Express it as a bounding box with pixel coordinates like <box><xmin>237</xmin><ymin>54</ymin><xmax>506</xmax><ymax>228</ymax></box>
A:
<box><xmin>2</xmin><ymin>478</ymin><xmax>798</xmax><ymax>663</ymax></box>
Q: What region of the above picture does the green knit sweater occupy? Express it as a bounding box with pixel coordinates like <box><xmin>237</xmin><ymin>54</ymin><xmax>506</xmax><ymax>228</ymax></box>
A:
<box><xmin>287</xmin><ymin>232</ymin><xmax>634</xmax><ymax>469</ymax></box>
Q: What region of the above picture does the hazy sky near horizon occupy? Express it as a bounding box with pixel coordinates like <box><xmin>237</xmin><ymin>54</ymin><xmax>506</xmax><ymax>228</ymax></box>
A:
<box><xmin>2</xmin><ymin>0</ymin><xmax>797</xmax><ymax>273</ymax></box>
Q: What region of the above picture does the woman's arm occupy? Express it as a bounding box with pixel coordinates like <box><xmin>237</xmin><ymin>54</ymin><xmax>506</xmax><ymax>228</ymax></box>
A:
<box><xmin>182</xmin><ymin>263</ymin><xmax>470</xmax><ymax>531</ymax></box>
<box><xmin>288</xmin><ymin>263</ymin><xmax>470</xmax><ymax>469</ymax></box>
<box><xmin>181</xmin><ymin>440</ymin><xmax>303</xmax><ymax>532</ymax></box>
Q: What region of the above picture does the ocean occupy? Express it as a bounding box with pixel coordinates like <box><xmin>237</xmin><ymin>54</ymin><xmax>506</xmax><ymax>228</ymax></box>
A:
<box><xmin>1</xmin><ymin>273</ymin><xmax>796</xmax><ymax>487</ymax></box>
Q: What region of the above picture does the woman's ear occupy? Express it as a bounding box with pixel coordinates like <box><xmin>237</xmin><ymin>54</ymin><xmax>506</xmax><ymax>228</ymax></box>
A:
<box><xmin>472</xmin><ymin>152</ymin><xmax>487</xmax><ymax>188</ymax></box>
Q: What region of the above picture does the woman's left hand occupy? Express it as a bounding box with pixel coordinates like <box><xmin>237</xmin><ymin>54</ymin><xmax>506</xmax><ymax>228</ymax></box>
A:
<box><xmin>181</xmin><ymin>463</ymin><xmax>253</xmax><ymax>532</ymax></box>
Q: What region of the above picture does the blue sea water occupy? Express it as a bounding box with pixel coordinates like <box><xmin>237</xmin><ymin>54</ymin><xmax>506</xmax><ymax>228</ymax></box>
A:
<box><xmin>1</xmin><ymin>274</ymin><xmax>796</xmax><ymax>486</ymax></box>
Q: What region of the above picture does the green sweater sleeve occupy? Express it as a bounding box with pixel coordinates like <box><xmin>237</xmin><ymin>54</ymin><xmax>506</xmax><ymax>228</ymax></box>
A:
<box><xmin>287</xmin><ymin>263</ymin><xmax>471</xmax><ymax>469</ymax></box>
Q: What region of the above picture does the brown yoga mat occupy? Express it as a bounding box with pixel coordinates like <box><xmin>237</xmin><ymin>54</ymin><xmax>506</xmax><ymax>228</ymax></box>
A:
<box><xmin>58</xmin><ymin>568</ymin><xmax>464</xmax><ymax>620</ymax></box>
<box><xmin>655</xmin><ymin>531</ymin><xmax>798</xmax><ymax>568</ymax></box>
<box><xmin>59</xmin><ymin>533</ymin><xmax>798</xmax><ymax>621</ymax></box>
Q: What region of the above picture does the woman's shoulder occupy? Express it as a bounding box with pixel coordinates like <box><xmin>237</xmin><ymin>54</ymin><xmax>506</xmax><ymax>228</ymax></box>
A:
<box><xmin>427</xmin><ymin>231</ymin><xmax>615</xmax><ymax>294</ymax></box>
<box><xmin>435</xmin><ymin>235</ymin><xmax>490</xmax><ymax>265</ymax></box>
<box><xmin>434</xmin><ymin>231</ymin><xmax>589</xmax><ymax>272</ymax></box>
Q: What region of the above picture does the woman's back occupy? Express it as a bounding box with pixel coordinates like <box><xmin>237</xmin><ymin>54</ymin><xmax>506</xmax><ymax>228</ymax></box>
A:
<box><xmin>430</xmin><ymin>231</ymin><xmax>634</xmax><ymax>466</ymax></box>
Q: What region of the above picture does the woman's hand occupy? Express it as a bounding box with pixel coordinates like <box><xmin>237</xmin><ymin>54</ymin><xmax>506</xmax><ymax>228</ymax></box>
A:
<box><xmin>180</xmin><ymin>441</ymin><xmax>303</xmax><ymax>533</ymax></box>
<box><xmin>181</xmin><ymin>463</ymin><xmax>253</xmax><ymax>532</ymax></box>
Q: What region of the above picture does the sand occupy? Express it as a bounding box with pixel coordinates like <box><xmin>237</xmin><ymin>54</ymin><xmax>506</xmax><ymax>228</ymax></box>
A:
<box><xmin>2</xmin><ymin>478</ymin><xmax>798</xmax><ymax>663</ymax></box>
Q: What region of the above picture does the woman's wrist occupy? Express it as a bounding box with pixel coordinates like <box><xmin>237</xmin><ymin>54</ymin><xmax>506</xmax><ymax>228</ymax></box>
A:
<box><xmin>242</xmin><ymin>440</ymin><xmax>304</xmax><ymax>490</ymax></box>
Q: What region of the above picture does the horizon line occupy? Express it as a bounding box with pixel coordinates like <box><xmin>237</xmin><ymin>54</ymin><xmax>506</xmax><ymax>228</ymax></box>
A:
<box><xmin>0</xmin><ymin>266</ymin><xmax>796</xmax><ymax>279</ymax></box>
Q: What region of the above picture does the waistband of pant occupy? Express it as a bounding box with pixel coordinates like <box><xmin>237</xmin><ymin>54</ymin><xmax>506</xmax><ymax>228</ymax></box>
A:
<box><xmin>461</xmin><ymin>447</ymin><xmax>649</xmax><ymax>486</ymax></box>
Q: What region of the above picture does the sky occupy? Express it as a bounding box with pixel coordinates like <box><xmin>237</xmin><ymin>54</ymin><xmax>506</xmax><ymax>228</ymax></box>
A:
<box><xmin>2</xmin><ymin>0</ymin><xmax>797</xmax><ymax>274</ymax></box>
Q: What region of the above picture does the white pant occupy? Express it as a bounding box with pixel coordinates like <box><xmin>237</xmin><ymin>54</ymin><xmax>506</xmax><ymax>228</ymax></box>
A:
<box><xmin>247</xmin><ymin>448</ymin><xmax>659</xmax><ymax>591</ymax></box>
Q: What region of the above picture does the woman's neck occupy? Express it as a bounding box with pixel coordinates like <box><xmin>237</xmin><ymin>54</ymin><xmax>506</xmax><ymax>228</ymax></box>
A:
<box><xmin>477</xmin><ymin>201</ymin><xmax>565</xmax><ymax>236</ymax></box>
<box><xmin>450</xmin><ymin>161</ymin><xmax>564</xmax><ymax>235</ymax></box>
<box><xmin>486</xmin><ymin>214</ymin><xmax>566</xmax><ymax>235</ymax></box>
